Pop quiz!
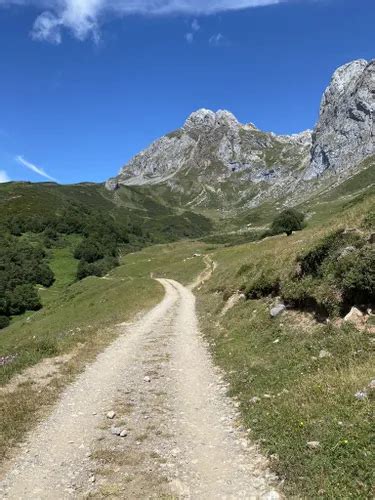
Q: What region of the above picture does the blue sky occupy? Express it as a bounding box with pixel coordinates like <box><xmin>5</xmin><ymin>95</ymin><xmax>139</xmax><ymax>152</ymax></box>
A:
<box><xmin>0</xmin><ymin>0</ymin><xmax>374</xmax><ymax>184</ymax></box>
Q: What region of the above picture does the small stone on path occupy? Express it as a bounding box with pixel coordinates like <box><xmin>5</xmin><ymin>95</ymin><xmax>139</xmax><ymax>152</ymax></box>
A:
<box><xmin>250</xmin><ymin>396</ymin><xmax>261</xmax><ymax>404</ymax></box>
<box><xmin>354</xmin><ymin>390</ymin><xmax>368</xmax><ymax>400</ymax></box>
<box><xmin>307</xmin><ymin>441</ymin><xmax>320</xmax><ymax>450</ymax></box>
<box><xmin>319</xmin><ymin>350</ymin><xmax>332</xmax><ymax>359</ymax></box>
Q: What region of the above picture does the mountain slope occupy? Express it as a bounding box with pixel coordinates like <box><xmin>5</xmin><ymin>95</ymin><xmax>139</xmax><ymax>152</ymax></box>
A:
<box><xmin>0</xmin><ymin>181</ymin><xmax>212</xmax><ymax>243</ymax></box>
<box><xmin>107</xmin><ymin>109</ymin><xmax>312</xmax><ymax>214</ymax></box>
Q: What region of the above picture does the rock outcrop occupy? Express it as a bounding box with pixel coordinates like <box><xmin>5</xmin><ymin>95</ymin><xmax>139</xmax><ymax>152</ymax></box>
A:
<box><xmin>306</xmin><ymin>59</ymin><xmax>375</xmax><ymax>179</ymax></box>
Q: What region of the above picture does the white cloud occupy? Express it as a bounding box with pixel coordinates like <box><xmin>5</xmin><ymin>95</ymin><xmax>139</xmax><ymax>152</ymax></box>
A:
<box><xmin>0</xmin><ymin>170</ymin><xmax>10</xmax><ymax>183</ymax></box>
<box><xmin>0</xmin><ymin>0</ymin><xmax>283</xmax><ymax>43</ymax></box>
<box><xmin>185</xmin><ymin>18</ymin><xmax>200</xmax><ymax>43</ymax></box>
<box><xmin>191</xmin><ymin>19</ymin><xmax>200</xmax><ymax>32</ymax></box>
<box><xmin>185</xmin><ymin>32</ymin><xmax>194</xmax><ymax>43</ymax></box>
<box><xmin>209</xmin><ymin>33</ymin><xmax>225</xmax><ymax>46</ymax></box>
<box><xmin>16</xmin><ymin>155</ymin><xmax>58</xmax><ymax>182</ymax></box>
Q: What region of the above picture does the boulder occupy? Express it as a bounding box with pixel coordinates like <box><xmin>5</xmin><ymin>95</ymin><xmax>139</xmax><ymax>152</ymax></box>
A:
<box><xmin>270</xmin><ymin>303</ymin><xmax>286</xmax><ymax>318</ymax></box>
<box><xmin>344</xmin><ymin>307</ymin><xmax>364</xmax><ymax>326</ymax></box>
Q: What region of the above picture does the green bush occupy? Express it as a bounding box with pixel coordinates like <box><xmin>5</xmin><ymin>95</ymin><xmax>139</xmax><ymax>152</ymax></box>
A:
<box><xmin>7</xmin><ymin>284</ymin><xmax>42</xmax><ymax>315</ymax></box>
<box><xmin>36</xmin><ymin>264</ymin><xmax>55</xmax><ymax>287</ymax></box>
<box><xmin>281</xmin><ymin>229</ymin><xmax>374</xmax><ymax>317</ymax></box>
<box><xmin>0</xmin><ymin>316</ymin><xmax>10</xmax><ymax>330</ymax></box>
<box><xmin>76</xmin><ymin>256</ymin><xmax>119</xmax><ymax>280</ymax></box>
<box><xmin>297</xmin><ymin>229</ymin><xmax>362</xmax><ymax>277</ymax></box>
<box><xmin>245</xmin><ymin>273</ymin><xmax>280</xmax><ymax>299</ymax></box>
<box><xmin>0</xmin><ymin>235</ymin><xmax>53</xmax><ymax>322</ymax></box>
<box><xmin>334</xmin><ymin>245</ymin><xmax>375</xmax><ymax>306</ymax></box>
<box><xmin>74</xmin><ymin>239</ymin><xmax>105</xmax><ymax>263</ymax></box>
<box><xmin>270</xmin><ymin>209</ymin><xmax>305</xmax><ymax>236</ymax></box>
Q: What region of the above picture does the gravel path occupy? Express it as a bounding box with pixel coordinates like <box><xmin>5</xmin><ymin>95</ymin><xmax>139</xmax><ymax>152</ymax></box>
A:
<box><xmin>0</xmin><ymin>276</ymin><xmax>279</xmax><ymax>499</ymax></box>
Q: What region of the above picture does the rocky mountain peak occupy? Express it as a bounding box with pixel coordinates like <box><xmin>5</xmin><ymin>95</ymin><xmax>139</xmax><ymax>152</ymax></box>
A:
<box><xmin>183</xmin><ymin>108</ymin><xmax>240</xmax><ymax>138</ymax></box>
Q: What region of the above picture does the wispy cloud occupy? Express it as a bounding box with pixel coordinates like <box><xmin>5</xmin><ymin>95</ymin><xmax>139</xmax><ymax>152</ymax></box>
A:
<box><xmin>191</xmin><ymin>19</ymin><xmax>200</xmax><ymax>32</ymax></box>
<box><xmin>16</xmin><ymin>155</ymin><xmax>58</xmax><ymax>182</ymax></box>
<box><xmin>0</xmin><ymin>0</ymin><xmax>284</xmax><ymax>43</ymax></box>
<box><xmin>0</xmin><ymin>170</ymin><xmax>10</xmax><ymax>183</ymax></box>
<box><xmin>209</xmin><ymin>33</ymin><xmax>226</xmax><ymax>47</ymax></box>
<box><xmin>185</xmin><ymin>18</ymin><xmax>200</xmax><ymax>44</ymax></box>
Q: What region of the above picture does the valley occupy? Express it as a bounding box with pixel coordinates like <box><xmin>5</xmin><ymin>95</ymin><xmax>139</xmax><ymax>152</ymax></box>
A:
<box><xmin>0</xmin><ymin>57</ymin><xmax>374</xmax><ymax>499</ymax></box>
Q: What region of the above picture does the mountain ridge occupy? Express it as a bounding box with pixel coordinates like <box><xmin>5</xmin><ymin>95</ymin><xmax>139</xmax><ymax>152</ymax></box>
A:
<box><xmin>107</xmin><ymin>59</ymin><xmax>375</xmax><ymax>216</ymax></box>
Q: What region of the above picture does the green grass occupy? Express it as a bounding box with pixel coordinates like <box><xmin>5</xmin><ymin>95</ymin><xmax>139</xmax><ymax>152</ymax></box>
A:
<box><xmin>197</xmin><ymin>191</ymin><xmax>375</xmax><ymax>498</ymax></box>
<box><xmin>39</xmin><ymin>235</ymin><xmax>80</xmax><ymax>304</ymax></box>
<box><xmin>115</xmin><ymin>240</ymin><xmax>208</xmax><ymax>286</ymax></box>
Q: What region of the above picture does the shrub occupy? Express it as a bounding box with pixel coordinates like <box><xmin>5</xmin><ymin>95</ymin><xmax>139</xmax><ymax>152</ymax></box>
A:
<box><xmin>270</xmin><ymin>209</ymin><xmax>305</xmax><ymax>236</ymax></box>
<box><xmin>36</xmin><ymin>264</ymin><xmax>55</xmax><ymax>288</ymax></box>
<box><xmin>282</xmin><ymin>230</ymin><xmax>374</xmax><ymax>317</ymax></box>
<box><xmin>362</xmin><ymin>210</ymin><xmax>375</xmax><ymax>230</ymax></box>
<box><xmin>0</xmin><ymin>316</ymin><xmax>10</xmax><ymax>330</ymax></box>
<box><xmin>335</xmin><ymin>245</ymin><xmax>375</xmax><ymax>307</ymax></box>
<box><xmin>77</xmin><ymin>256</ymin><xmax>119</xmax><ymax>280</ymax></box>
<box><xmin>7</xmin><ymin>284</ymin><xmax>41</xmax><ymax>315</ymax></box>
<box><xmin>74</xmin><ymin>239</ymin><xmax>105</xmax><ymax>263</ymax></box>
<box><xmin>34</xmin><ymin>338</ymin><xmax>59</xmax><ymax>356</ymax></box>
<box><xmin>297</xmin><ymin>229</ymin><xmax>363</xmax><ymax>277</ymax></box>
<box><xmin>245</xmin><ymin>273</ymin><xmax>280</xmax><ymax>299</ymax></box>
<box><xmin>76</xmin><ymin>261</ymin><xmax>95</xmax><ymax>280</ymax></box>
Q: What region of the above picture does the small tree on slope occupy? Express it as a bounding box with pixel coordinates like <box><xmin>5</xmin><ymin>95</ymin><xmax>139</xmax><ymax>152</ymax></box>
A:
<box><xmin>270</xmin><ymin>209</ymin><xmax>305</xmax><ymax>236</ymax></box>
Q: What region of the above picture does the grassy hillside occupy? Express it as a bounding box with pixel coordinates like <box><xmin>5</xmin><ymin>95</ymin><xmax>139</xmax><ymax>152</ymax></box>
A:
<box><xmin>0</xmin><ymin>181</ymin><xmax>213</xmax><ymax>243</ymax></box>
<box><xmin>197</xmin><ymin>190</ymin><xmax>375</xmax><ymax>498</ymax></box>
<box><xmin>0</xmin><ymin>181</ymin><xmax>212</xmax><ymax>328</ymax></box>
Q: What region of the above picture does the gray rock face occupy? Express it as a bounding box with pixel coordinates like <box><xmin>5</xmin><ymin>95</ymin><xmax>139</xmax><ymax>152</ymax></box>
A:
<box><xmin>306</xmin><ymin>59</ymin><xmax>375</xmax><ymax>179</ymax></box>
<box><xmin>107</xmin><ymin>59</ymin><xmax>375</xmax><ymax>212</ymax></box>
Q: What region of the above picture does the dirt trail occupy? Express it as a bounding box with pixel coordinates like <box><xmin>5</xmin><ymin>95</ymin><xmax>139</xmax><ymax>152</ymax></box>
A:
<box><xmin>0</xmin><ymin>266</ymin><xmax>278</xmax><ymax>499</ymax></box>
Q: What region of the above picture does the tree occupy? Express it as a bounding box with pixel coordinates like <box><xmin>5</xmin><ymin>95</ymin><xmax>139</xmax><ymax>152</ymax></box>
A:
<box><xmin>270</xmin><ymin>209</ymin><xmax>305</xmax><ymax>236</ymax></box>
